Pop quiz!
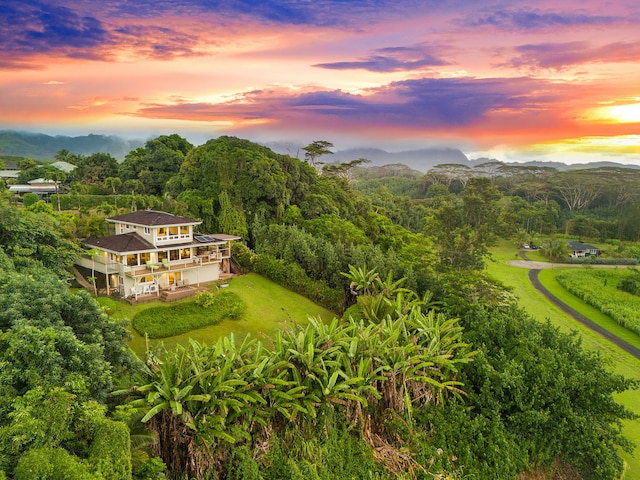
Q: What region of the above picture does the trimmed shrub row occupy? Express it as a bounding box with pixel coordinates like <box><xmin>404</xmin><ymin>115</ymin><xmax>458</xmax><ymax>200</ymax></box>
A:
<box><xmin>132</xmin><ymin>290</ymin><xmax>245</xmax><ymax>338</ymax></box>
<box><xmin>564</xmin><ymin>257</ymin><xmax>638</xmax><ymax>265</ymax></box>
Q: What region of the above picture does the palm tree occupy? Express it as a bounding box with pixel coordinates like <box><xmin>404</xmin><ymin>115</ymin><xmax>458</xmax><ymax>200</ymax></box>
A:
<box><xmin>86</xmin><ymin>248</ymin><xmax>100</xmax><ymax>296</ymax></box>
<box><xmin>44</xmin><ymin>168</ymin><xmax>67</xmax><ymax>212</ymax></box>
<box><xmin>123</xmin><ymin>179</ymin><xmax>144</xmax><ymax>211</ymax></box>
<box><xmin>104</xmin><ymin>176</ymin><xmax>122</xmax><ymax>208</ymax></box>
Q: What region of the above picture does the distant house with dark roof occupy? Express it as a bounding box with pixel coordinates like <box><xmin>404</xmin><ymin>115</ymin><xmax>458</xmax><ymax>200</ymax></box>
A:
<box><xmin>567</xmin><ymin>240</ymin><xmax>600</xmax><ymax>258</ymax></box>
<box><xmin>75</xmin><ymin>210</ymin><xmax>240</xmax><ymax>301</ymax></box>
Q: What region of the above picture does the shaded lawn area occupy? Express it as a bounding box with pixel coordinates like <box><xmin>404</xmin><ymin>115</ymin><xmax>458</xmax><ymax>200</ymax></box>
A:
<box><xmin>99</xmin><ymin>273</ymin><xmax>336</xmax><ymax>357</ymax></box>
<box><xmin>487</xmin><ymin>239</ymin><xmax>640</xmax><ymax>478</ymax></box>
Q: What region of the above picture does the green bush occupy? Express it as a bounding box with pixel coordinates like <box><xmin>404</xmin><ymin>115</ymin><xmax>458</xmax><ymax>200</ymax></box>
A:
<box><xmin>132</xmin><ymin>291</ymin><xmax>246</xmax><ymax>338</ymax></box>
<box><xmin>14</xmin><ymin>447</ymin><xmax>94</xmax><ymax>480</ymax></box>
<box><xmin>88</xmin><ymin>419</ymin><xmax>132</xmax><ymax>480</ymax></box>
<box><xmin>617</xmin><ymin>271</ymin><xmax>640</xmax><ymax>296</ymax></box>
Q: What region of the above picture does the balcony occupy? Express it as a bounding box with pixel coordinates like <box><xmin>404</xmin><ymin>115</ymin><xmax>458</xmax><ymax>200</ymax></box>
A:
<box><xmin>123</xmin><ymin>252</ymin><xmax>224</xmax><ymax>277</ymax></box>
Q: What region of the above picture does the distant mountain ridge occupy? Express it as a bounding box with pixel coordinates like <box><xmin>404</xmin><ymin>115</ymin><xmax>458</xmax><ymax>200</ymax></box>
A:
<box><xmin>2</xmin><ymin>130</ymin><xmax>639</xmax><ymax>172</ymax></box>
<box><xmin>0</xmin><ymin>131</ymin><xmax>144</xmax><ymax>161</ymax></box>
<box><xmin>267</xmin><ymin>143</ymin><xmax>640</xmax><ymax>172</ymax></box>
<box><xmin>328</xmin><ymin>147</ymin><xmax>470</xmax><ymax>172</ymax></box>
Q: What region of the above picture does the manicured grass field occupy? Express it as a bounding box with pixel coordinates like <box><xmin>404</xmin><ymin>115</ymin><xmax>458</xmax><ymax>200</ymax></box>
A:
<box><xmin>487</xmin><ymin>239</ymin><xmax>640</xmax><ymax>479</ymax></box>
<box><xmin>99</xmin><ymin>273</ymin><xmax>336</xmax><ymax>356</ymax></box>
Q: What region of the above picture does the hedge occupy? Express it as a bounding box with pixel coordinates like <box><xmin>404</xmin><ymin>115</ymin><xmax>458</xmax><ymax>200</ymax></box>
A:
<box><xmin>132</xmin><ymin>290</ymin><xmax>246</xmax><ymax>338</ymax></box>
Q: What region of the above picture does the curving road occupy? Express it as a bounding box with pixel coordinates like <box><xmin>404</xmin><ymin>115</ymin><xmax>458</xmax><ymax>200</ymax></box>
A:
<box><xmin>508</xmin><ymin>252</ymin><xmax>640</xmax><ymax>359</ymax></box>
<box><xmin>526</xmin><ymin>269</ymin><xmax>640</xmax><ymax>360</ymax></box>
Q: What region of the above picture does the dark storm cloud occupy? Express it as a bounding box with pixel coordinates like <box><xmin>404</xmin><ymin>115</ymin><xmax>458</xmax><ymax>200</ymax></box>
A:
<box><xmin>314</xmin><ymin>44</ymin><xmax>449</xmax><ymax>72</ymax></box>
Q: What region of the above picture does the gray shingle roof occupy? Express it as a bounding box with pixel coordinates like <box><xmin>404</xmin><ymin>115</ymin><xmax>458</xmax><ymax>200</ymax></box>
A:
<box><xmin>567</xmin><ymin>240</ymin><xmax>598</xmax><ymax>250</ymax></box>
<box><xmin>107</xmin><ymin>210</ymin><xmax>201</xmax><ymax>227</ymax></box>
<box><xmin>84</xmin><ymin>232</ymin><xmax>155</xmax><ymax>253</ymax></box>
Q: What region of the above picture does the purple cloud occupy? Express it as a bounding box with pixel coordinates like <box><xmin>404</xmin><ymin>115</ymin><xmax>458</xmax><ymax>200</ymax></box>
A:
<box><xmin>508</xmin><ymin>41</ymin><xmax>640</xmax><ymax>69</ymax></box>
<box><xmin>0</xmin><ymin>1</ymin><xmax>110</xmax><ymax>54</ymax></box>
<box><xmin>0</xmin><ymin>0</ymin><xmax>204</xmax><ymax>67</ymax></box>
<box><xmin>464</xmin><ymin>8</ymin><xmax>620</xmax><ymax>30</ymax></box>
<box><xmin>132</xmin><ymin>76</ymin><xmax>558</xmax><ymax>129</ymax></box>
<box><xmin>314</xmin><ymin>44</ymin><xmax>449</xmax><ymax>72</ymax></box>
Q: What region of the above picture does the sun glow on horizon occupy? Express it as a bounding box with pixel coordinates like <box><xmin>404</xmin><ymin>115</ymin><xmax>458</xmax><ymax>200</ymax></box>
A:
<box><xmin>586</xmin><ymin>101</ymin><xmax>640</xmax><ymax>124</ymax></box>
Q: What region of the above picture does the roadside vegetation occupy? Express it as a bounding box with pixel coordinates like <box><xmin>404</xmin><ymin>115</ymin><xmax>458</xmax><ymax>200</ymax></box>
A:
<box><xmin>557</xmin><ymin>268</ymin><xmax>640</xmax><ymax>335</ymax></box>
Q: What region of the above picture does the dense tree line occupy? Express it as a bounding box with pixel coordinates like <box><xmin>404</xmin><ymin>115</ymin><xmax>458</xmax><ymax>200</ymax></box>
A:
<box><xmin>2</xmin><ymin>136</ymin><xmax>639</xmax><ymax>479</ymax></box>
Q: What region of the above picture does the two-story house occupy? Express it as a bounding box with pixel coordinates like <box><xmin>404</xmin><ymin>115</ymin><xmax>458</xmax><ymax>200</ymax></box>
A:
<box><xmin>76</xmin><ymin>210</ymin><xmax>240</xmax><ymax>300</ymax></box>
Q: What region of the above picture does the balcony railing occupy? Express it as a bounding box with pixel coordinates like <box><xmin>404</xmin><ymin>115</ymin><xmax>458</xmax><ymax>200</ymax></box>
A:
<box><xmin>123</xmin><ymin>253</ymin><xmax>225</xmax><ymax>277</ymax></box>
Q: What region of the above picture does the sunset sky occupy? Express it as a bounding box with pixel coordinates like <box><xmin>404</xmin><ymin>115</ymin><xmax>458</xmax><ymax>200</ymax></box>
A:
<box><xmin>2</xmin><ymin>0</ymin><xmax>640</xmax><ymax>164</ymax></box>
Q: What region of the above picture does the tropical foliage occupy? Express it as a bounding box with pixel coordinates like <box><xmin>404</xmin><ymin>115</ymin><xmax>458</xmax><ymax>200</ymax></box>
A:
<box><xmin>120</xmin><ymin>291</ymin><xmax>473</xmax><ymax>479</ymax></box>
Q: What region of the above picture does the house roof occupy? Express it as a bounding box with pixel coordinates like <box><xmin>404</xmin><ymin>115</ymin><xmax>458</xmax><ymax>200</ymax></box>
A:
<box><xmin>198</xmin><ymin>233</ymin><xmax>242</xmax><ymax>241</ymax></box>
<box><xmin>84</xmin><ymin>232</ymin><xmax>156</xmax><ymax>254</ymax></box>
<box><xmin>0</xmin><ymin>170</ymin><xmax>20</xmax><ymax>179</ymax></box>
<box><xmin>107</xmin><ymin>210</ymin><xmax>201</xmax><ymax>227</ymax></box>
<box><xmin>50</xmin><ymin>160</ymin><xmax>76</xmax><ymax>172</ymax></box>
<box><xmin>84</xmin><ymin>231</ymin><xmax>237</xmax><ymax>254</ymax></box>
<box><xmin>567</xmin><ymin>240</ymin><xmax>598</xmax><ymax>250</ymax></box>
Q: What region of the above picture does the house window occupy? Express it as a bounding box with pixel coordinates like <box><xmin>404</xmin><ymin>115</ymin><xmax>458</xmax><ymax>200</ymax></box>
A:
<box><xmin>157</xmin><ymin>251</ymin><xmax>168</xmax><ymax>262</ymax></box>
<box><xmin>180</xmin><ymin>225</ymin><xmax>189</xmax><ymax>235</ymax></box>
<box><xmin>170</xmin><ymin>249</ymin><xmax>180</xmax><ymax>261</ymax></box>
<box><xmin>169</xmin><ymin>226</ymin><xmax>179</xmax><ymax>237</ymax></box>
<box><xmin>180</xmin><ymin>248</ymin><xmax>191</xmax><ymax>259</ymax></box>
<box><xmin>144</xmin><ymin>227</ymin><xmax>151</xmax><ymax>235</ymax></box>
<box><xmin>157</xmin><ymin>227</ymin><xmax>167</xmax><ymax>239</ymax></box>
<box><xmin>139</xmin><ymin>252</ymin><xmax>151</xmax><ymax>263</ymax></box>
<box><xmin>126</xmin><ymin>254</ymin><xmax>137</xmax><ymax>266</ymax></box>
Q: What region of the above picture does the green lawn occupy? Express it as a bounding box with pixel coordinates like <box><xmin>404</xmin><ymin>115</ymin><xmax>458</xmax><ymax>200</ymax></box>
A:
<box><xmin>487</xmin><ymin>239</ymin><xmax>640</xmax><ymax>478</ymax></box>
<box><xmin>99</xmin><ymin>273</ymin><xmax>336</xmax><ymax>357</ymax></box>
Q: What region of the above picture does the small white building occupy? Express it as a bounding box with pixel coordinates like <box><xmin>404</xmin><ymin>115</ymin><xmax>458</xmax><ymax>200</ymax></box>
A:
<box><xmin>567</xmin><ymin>240</ymin><xmax>600</xmax><ymax>258</ymax></box>
<box><xmin>76</xmin><ymin>210</ymin><xmax>240</xmax><ymax>300</ymax></box>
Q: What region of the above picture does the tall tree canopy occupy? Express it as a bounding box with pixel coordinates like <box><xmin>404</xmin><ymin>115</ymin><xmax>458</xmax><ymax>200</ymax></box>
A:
<box><xmin>120</xmin><ymin>134</ymin><xmax>193</xmax><ymax>196</ymax></box>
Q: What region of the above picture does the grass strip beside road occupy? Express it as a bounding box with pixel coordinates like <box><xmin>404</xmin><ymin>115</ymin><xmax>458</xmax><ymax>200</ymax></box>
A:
<box><xmin>539</xmin><ymin>268</ymin><xmax>640</xmax><ymax>352</ymax></box>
